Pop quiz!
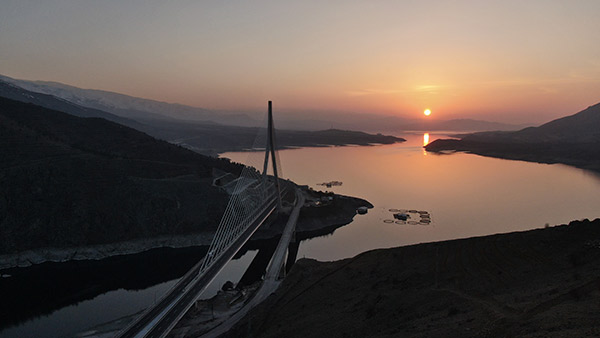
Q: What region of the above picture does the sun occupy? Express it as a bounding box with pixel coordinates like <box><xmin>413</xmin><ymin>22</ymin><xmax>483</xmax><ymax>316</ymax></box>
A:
<box><xmin>424</xmin><ymin>109</ymin><xmax>431</xmax><ymax>116</ymax></box>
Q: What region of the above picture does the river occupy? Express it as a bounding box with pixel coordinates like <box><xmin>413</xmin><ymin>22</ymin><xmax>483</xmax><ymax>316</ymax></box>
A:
<box><xmin>1</xmin><ymin>133</ymin><xmax>599</xmax><ymax>338</ymax></box>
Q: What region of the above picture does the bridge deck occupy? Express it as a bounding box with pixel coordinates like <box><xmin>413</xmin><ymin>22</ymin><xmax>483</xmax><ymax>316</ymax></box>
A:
<box><xmin>117</xmin><ymin>195</ymin><xmax>279</xmax><ymax>338</ymax></box>
<box><xmin>200</xmin><ymin>189</ymin><xmax>304</xmax><ymax>337</ymax></box>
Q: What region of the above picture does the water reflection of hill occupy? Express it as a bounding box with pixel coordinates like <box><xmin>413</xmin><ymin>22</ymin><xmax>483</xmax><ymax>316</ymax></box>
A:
<box><xmin>0</xmin><ymin>246</ymin><xmax>207</xmax><ymax>331</ymax></box>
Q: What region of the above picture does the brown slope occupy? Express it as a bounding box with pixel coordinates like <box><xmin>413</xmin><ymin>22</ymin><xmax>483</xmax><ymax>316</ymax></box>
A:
<box><xmin>225</xmin><ymin>219</ymin><xmax>600</xmax><ymax>338</ymax></box>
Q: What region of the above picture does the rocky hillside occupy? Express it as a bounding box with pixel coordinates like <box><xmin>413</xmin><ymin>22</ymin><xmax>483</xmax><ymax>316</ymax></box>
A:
<box><xmin>0</xmin><ymin>97</ymin><xmax>244</xmax><ymax>254</ymax></box>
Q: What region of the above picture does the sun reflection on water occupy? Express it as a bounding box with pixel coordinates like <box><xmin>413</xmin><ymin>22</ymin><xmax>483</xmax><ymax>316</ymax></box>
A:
<box><xmin>423</xmin><ymin>132</ymin><xmax>430</xmax><ymax>146</ymax></box>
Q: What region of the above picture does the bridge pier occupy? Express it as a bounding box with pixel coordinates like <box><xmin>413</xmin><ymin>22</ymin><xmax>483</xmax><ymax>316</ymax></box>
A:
<box><xmin>262</xmin><ymin>100</ymin><xmax>282</xmax><ymax>210</ymax></box>
<box><xmin>286</xmin><ymin>240</ymin><xmax>300</xmax><ymax>275</ymax></box>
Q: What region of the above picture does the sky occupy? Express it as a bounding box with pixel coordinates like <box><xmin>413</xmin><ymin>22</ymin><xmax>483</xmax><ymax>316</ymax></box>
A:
<box><xmin>1</xmin><ymin>0</ymin><xmax>600</xmax><ymax>124</ymax></box>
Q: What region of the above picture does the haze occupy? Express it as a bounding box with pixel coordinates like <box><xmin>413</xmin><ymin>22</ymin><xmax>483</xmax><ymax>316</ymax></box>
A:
<box><xmin>2</xmin><ymin>0</ymin><xmax>599</xmax><ymax>124</ymax></box>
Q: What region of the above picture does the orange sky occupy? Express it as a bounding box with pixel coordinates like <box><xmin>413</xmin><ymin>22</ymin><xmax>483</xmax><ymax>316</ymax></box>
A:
<box><xmin>2</xmin><ymin>1</ymin><xmax>600</xmax><ymax>124</ymax></box>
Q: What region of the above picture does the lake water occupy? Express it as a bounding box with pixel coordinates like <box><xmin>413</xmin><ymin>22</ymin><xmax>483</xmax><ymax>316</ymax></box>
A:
<box><xmin>2</xmin><ymin>132</ymin><xmax>599</xmax><ymax>338</ymax></box>
<box><xmin>223</xmin><ymin>133</ymin><xmax>600</xmax><ymax>261</ymax></box>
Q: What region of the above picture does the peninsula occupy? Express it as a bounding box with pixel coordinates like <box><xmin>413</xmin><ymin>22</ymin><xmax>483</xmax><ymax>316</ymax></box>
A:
<box><xmin>425</xmin><ymin>102</ymin><xmax>600</xmax><ymax>173</ymax></box>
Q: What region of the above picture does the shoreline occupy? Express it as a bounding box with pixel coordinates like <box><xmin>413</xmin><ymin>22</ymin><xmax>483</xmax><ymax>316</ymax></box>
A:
<box><xmin>199</xmin><ymin>140</ymin><xmax>406</xmax><ymax>157</ymax></box>
<box><xmin>0</xmin><ymin>194</ymin><xmax>371</xmax><ymax>271</ymax></box>
<box><xmin>425</xmin><ymin>139</ymin><xmax>600</xmax><ymax>173</ymax></box>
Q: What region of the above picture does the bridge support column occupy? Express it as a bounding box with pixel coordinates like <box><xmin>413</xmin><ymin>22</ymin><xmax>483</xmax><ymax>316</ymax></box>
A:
<box><xmin>262</xmin><ymin>100</ymin><xmax>282</xmax><ymax>210</ymax></box>
<box><xmin>286</xmin><ymin>240</ymin><xmax>300</xmax><ymax>274</ymax></box>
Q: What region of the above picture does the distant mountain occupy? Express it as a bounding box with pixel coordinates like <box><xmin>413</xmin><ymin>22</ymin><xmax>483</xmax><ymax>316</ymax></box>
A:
<box><xmin>277</xmin><ymin>129</ymin><xmax>403</xmax><ymax>147</ymax></box>
<box><xmin>0</xmin><ymin>97</ymin><xmax>245</xmax><ymax>255</ymax></box>
<box><xmin>275</xmin><ymin>114</ymin><xmax>526</xmax><ymax>133</ymax></box>
<box><xmin>0</xmin><ymin>79</ymin><xmax>144</xmax><ymax>129</ymax></box>
<box><xmin>0</xmin><ymin>74</ymin><xmax>258</xmax><ymax>126</ymax></box>
<box><xmin>462</xmin><ymin>102</ymin><xmax>600</xmax><ymax>143</ymax></box>
<box><xmin>425</xmin><ymin>102</ymin><xmax>600</xmax><ymax>172</ymax></box>
<box><xmin>140</xmin><ymin>120</ymin><xmax>405</xmax><ymax>155</ymax></box>
<box><xmin>402</xmin><ymin>118</ymin><xmax>527</xmax><ymax>132</ymax></box>
<box><xmin>275</xmin><ymin>113</ymin><xmax>413</xmax><ymax>132</ymax></box>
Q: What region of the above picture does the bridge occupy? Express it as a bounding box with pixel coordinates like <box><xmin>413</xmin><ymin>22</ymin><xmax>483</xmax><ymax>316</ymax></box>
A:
<box><xmin>118</xmin><ymin>101</ymin><xmax>295</xmax><ymax>338</ymax></box>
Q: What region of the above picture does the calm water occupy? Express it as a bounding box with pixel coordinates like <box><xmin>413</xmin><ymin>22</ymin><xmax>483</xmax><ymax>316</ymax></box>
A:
<box><xmin>0</xmin><ymin>248</ymin><xmax>258</xmax><ymax>338</ymax></box>
<box><xmin>224</xmin><ymin>133</ymin><xmax>600</xmax><ymax>261</ymax></box>
<box><xmin>2</xmin><ymin>133</ymin><xmax>599</xmax><ymax>338</ymax></box>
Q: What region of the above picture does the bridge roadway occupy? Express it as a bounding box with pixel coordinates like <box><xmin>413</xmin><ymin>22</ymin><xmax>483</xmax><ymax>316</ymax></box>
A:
<box><xmin>117</xmin><ymin>191</ymin><xmax>282</xmax><ymax>338</ymax></box>
<box><xmin>200</xmin><ymin>189</ymin><xmax>305</xmax><ymax>337</ymax></box>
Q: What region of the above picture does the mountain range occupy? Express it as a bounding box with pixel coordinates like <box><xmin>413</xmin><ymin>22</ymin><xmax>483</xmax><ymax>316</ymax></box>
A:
<box><xmin>0</xmin><ymin>74</ymin><xmax>526</xmax><ymax>132</ymax></box>
<box><xmin>0</xmin><ymin>74</ymin><xmax>253</xmax><ymax>126</ymax></box>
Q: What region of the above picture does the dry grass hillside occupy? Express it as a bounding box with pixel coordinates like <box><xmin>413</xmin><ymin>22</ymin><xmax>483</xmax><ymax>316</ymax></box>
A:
<box><xmin>225</xmin><ymin>219</ymin><xmax>600</xmax><ymax>338</ymax></box>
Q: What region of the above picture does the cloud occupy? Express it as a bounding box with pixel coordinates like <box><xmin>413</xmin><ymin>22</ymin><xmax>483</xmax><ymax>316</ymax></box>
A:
<box><xmin>346</xmin><ymin>84</ymin><xmax>444</xmax><ymax>97</ymax></box>
<box><xmin>414</xmin><ymin>85</ymin><xmax>441</xmax><ymax>92</ymax></box>
<box><xmin>346</xmin><ymin>88</ymin><xmax>405</xmax><ymax>97</ymax></box>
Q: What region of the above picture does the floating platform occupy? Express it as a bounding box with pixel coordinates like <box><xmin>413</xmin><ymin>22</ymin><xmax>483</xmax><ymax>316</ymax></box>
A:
<box><xmin>317</xmin><ymin>181</ymin><xmax>343</xmax><ymax>188</ymax></box>
<box><xmin>384</xmin><ymin>208</ymin><xmax>432</xmax><ymax>226</ymax></box>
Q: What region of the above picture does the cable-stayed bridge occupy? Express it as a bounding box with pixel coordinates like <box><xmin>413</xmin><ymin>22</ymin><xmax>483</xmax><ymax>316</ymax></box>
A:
<box><xmin>118</xmin><ymin>101</ymin><xmax>293</xmax><ymax>338</ymax></box>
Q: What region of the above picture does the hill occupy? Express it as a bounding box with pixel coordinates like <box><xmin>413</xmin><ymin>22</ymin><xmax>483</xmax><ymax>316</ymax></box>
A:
<box><xmin>0</xmin><ymin>97</ymin><xmax>243</xmax><ymax>255</ymax></box>
<box><xmin>425</xmin><ymin>103</ymin><xmax>600</xmax><ymax>172</ymax></box>
<box><xmin>225</xmin><ymin>219</ymin><xmax>600</xmax><ymax>338</ymax></box>
<box><xmin>147</xmin><ymin>122</ymin><xmax>405</xmax><ymax>155</ymax></box>
<box><xmin>460</xmin><ymin>102</ymin><xmax>600</xmax><ymax>143</ymax></box>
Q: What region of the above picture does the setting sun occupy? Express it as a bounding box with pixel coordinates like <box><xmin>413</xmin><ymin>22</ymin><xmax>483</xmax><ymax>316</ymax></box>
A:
<box><xmin>424</xmin><ymin>109</ymin><xmax>431</xmax><ymax>116</ymax></box>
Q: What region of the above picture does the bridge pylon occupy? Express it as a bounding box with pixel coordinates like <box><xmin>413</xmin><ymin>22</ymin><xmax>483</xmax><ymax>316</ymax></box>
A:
<box><xmin>262</xmin><ymin>100</ymin><xmax>282</xmax><ymax>209</ymax></box>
